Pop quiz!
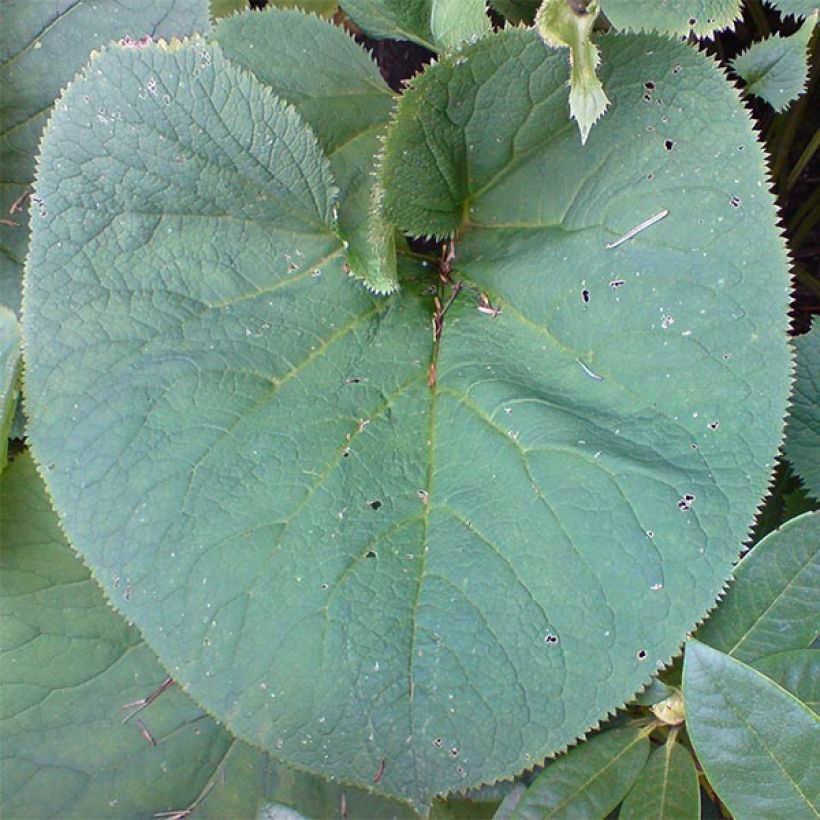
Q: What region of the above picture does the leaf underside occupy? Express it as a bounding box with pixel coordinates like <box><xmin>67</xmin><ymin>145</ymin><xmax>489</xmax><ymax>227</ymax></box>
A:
<box><xmin>24</xmin><ymin>29</ymin><xmax>791</xmax><ymax>808</ymax></box>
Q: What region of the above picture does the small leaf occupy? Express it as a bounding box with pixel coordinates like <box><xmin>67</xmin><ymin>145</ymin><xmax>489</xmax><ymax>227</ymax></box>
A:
<box><xmin>0</xmin><ymin>0</ymin><xmax>210</xmax><ymax>315</ymax></box>
<box><xmin>431</xmin><ymin>0</ymin><xmax>491</xmax><ymax>50</ymax></box>
<box><xmin>599</xmin><ymin>0</ymin><xmax>742</xmax><ymax>36</ymax></box>
<box><xmin>536</xmin><ymin>0</ymin><xmax>609</xmax><ymax>144</ymax></box>
<box><xmin>785</xmin><ymin>318</ymin><xmax>820</xmax><ymax>499</ymax></box>
<box><xmin>0</xmin><ymin>306</ymin><xmax>20</xmax><ymax>469</ymax></box>
<box><xmin>215</xmin><ymin>8</ymin><xmax>399</xmax><ymax>292</ymax></box>
<box><xmin>696</xmin><ymin>512</ymin><xmax>819</xmax><ymax>663</ymax></box>
<box><xmin>511</xmin><ymin>727</ymin><xmax>651</xmax><ymax>819</ymax></box>
<box><xmin>753</xmin><ymin>649</ymin><xmax>820</xmax><ymax>714</ymax></box>
<box><xmin>683</xmin><ymin>639</ymin><xmax>819</xmax><ymax>818</ymax></box>
<box><xmin>732</xmin><ymin>12</ymin><xmax>818</xmax><ymax>112</ymax></box>
<box><xmin>619</xmin><ymin>736</ymin><xmax>701</xmax><ymax>820</ymax></box>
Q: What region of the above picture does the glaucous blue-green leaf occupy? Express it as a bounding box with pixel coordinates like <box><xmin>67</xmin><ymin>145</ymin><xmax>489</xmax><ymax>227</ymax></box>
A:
<box><xmin>0</xmin><ymin>452</ymin><xmax>415</xmax><ymax>820</ymax></box>
<box><xmin>215</xmin><ymin>8</ymin><xmax>399</xmax><ymax>292</ymax></box>
<box><xmin>619</xmin><ymin>736</ymin><xmax>701</xmax><ymax>819</ymax></box>
<box><xmin>785</xmin><ymin>319</ymin><xmax>820</xmax><ymax>499</ymax></box>
<box><xmin>633</xmin><ymin>677</ymin><xmax>676</xmax><ymax>706</ymax></box>
<box><xmin>683</xmin><ymin>639</ymin><xmax>819</xmax><ymax>818</ymax></box>
<box><xmin>765</xmin><ymin>0</ymin><xmax>820</xmax><ymax>16</ymax></box>
<box><xmin>340</xmin><ymin>0</ymin><xmax>488</xmax><ymax>50</ymax></box>
<box><xmin>0</xmin><ymin>305</ymin><xmax>20</xmax><ymax>469</ymax></box>
<box><xmin>696</xmin><ymin>512</ymin><xmax>819</xmax><ymax>662</ymax></box>
<box><xmin>0</xmin><ymin>0</ymin><xmax>210</xmax><ymax>315</ymax></box>
<box><xmin>732</xmin><ymin>12</ymin><xmax>818</xmax><ymax>112</ymax></box>
<box><xmin>536</xmin><ymin>0</ymin><xmax>609</xmax><ymax>144</ymax></box>
<box><xmin>24</xmin><ymin>27</ymin><xmax>791</xmax><ymax>809</ymax></box>
<box><xmin>599</xmin><ymin>0</ymin><xmax>742</xmax><ymax>36</ymax></box>
<box><xmin>753</xmin><ymin>650</ymin><xmax>819</xmax><ymax>713</ymax></box>
<box><xmin>511</xmin><ymin>727</ymin><xmax>652</xmax><ymax>819</ymax></box>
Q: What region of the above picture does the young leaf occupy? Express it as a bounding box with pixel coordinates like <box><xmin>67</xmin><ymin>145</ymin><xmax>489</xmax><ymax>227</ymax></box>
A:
<box><xmin>0</xmin><ymin>306</ymin><xmax>20</xmax><ymax>470</ymax></box>
<box><xmin>0</xmin><ymin>452</ymin><xmax>414</xmax><ymax>819</ymax></box>
<box><xmin>683</xmin><ymin>639</ymin><xmax>819</xmax><ymax>818</ymax></box>
<box><xmin>731</xmin><ymin>11</ymin><xmax>818</xmax><ymax>112</ymax></box>
<box><xmin>753</xmin><ymin>649</ymin><xmax>819</xmax><ymax>713</ymax></box>
<box><xmin>785</xmin><ymin>318</ymin><xmax>820</xmax><ymax>499</ymax></box>
<box><xmin>215</xmin><ymin>8</ymin><xmax>399</xmax><ymax>292</ymax></box>
<box><xmin>598</xmin><ymin>0</ymin><xmax>742</xmax><ymax>36</ymax></box>
<box><xmin>0</xmin><ymin>0</ymin><xmax>210</xmax><ymax>315</ymax></box>
<box><xmin>25</xmin><ymin>28</ymin><xmax>792</xmax><ymax>808</ymax></box>
<box><xmin>341</xmin><ymin>0</ymin><xmax>488</xmax><ymax>51</ymax></box>
<box><xmin>619</xmin><ymin>736</ymin><xmax>701</xmax><ymax>819</ymax></box>
<box><xmin>536</xmin><ymin>0</ymin><xmax>609</xmax><ymax>143</ymax></box>
<box><xmin>511</xmin><ymin>727</ymin><xmax>651</xmax><ymax>818</ymax></box>
<box><xmin>695</xmin><ymin>512</ymin><xmax>819</xmax><ymax>662</ymax></box>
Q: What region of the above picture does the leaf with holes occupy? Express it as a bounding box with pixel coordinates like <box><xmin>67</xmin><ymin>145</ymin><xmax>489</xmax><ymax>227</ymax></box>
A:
<box><xmin>0</xmin><ymin>452</ymin><xmax>415</xmax><ymax>819</ymax></box>
<box><xmin>599</xmin><ymin>0</ymin><xmax>742</xmax><ymax>36</ymax></box>
<box><xmin>215</xmin><ymin>9</ymin><xmax>399</xmax><ymax>293</ymax></box>
<box><xmin>0</xmin><ymin>0</ymin><xmax>210</xmax><ymax>315</ymax></box>
<box><xmin>24</xmin><ymin>25</ymin><xmax>791</xmax><ymax>809</ymax></box>
<box><xmin>683</xmin><ymin>639</ymin><xmax>819</xmax><ymax>818</ymax></box>
<box><xmin>732</xmin><ymin>11</ymin><xmax>818</xmax><ymax>112</ymax></box>
<box><xmin>695</xmin><ymin>511</ymin><xmax>819</xmax><ymax>663</ymax></box>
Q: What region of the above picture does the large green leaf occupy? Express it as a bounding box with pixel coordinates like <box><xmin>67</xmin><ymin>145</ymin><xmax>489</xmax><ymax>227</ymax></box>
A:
<box><xmin>753</xmin><ymin>649</ymin><xmax>819</xmax><ymax>713</ymax></box>
<box><xmin>0</xmin><ymin>0</ymin><xmax>210</xmax><ymax>315</ymax></box>
<box><xmin>0</xmin><ymin>305</ymin><xmax>20</xmax><ymax>469</ymax></box>
<box><xmin>696</xmin><ymin>512</ymin><xmax>819</xmax><ymax>663</ymax></box>
<box><xmin>0</xmin><ymin>452</ymin><xmax>414</xmax><ymax>819</ymax></box>
<box><xmin>340</xmin><ymin>0</ymin><xmax>488</xmax><ymax>51</ymax></box>
<box><xmin>683</xmin><ymin>639</ymin><xmax>819</xmax><ymax>818</ymax></box>
<box><xmin>510</xmin><ymin>727</ymin><xmax>651</xmax><ymax>818</ymax></box>
<box><xmin>599</xmin><ymin>0</ymin><xmax>742</xmax><ymax>36</ymax></box>
<box><xmin>24</xmin><ymin>27</ymin><xmax>791</xmax><ymax>809</ymax></box>
<box><xmin>215</xmin><ymin>8</ymin><xmax>399</xmax><ymax>292</ymax></box>
<box><xmin>785</xmin><ymin>319</ymin><xmax>820</xmax><ymax>499</ymax></box>
<box><xmin>732</xmin><ymin>12</ymin><xmax>818</xmax><ymax>112</ymax></box>
<box><xmin>619</xmin><ymin>736</ymin><xmax>701</xmax><ymax>819</ymax></box>
<box><xmin>765</xmin><ymin>0</ymin><xmax>820</xmax><ymax>17</ymax></box>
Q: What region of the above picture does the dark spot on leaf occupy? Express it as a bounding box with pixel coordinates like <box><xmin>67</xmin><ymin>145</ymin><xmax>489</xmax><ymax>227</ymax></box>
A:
<box><xmin>644</xmin><ymin>81</ymin><xmax>655</xmax><ymax>91</ymax></box>
<box><xmin>730</xmin><ymin>196</ymin><xmax>741</xmax><ymax>208</ymax></box>
<box><xmin>637</xmin><ymin>649</ymin><xmax>647</xmax><ymax>660</ymax></box>
<box><xmin>581</xmin><ymin>288</ymin><xmax>591</xmax><ymax>303</ymax></box>
<box><xmin>609</xmin><ymin>279</ymin><xmax>625</xmax><ymax>289</ymax></box>
<box><xmin>433</xmin><ymin>738</ymin><xmax>442</xmax><ymax>748</ymax></box>
<box><xmin>369</xmin><ymin>499</ymin><xmax>382</xmax><ymax>510</ymax></box>
<box><xmin>708</xmin><ymin>420</ymin><xmax>720</xmax><ymax>430</ymax></box>
<box><xmin>450</xmin><ymin>747</ymin><xmax>459</xmax><ymax>758</ymax></box>
<box><xmin>664</xmin><ymin>139</ymin><xmax>676</xmax><ymax>151</ymax></box>
<box><xmin>365</xmin><ymin>550</ymin><xmax>377</xmax><ymax>558</ymax></box>
<box><xmin>345</xmin><ymin>376</ymin><xmax>363</xmax><ymax>384</ymax></box>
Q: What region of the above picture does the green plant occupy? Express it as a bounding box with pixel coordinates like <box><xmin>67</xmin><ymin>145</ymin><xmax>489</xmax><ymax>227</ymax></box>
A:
<box><xmin>1</xmin><ymin>0</ymin><xmax>818</xmax><ymax>817</ymax></box>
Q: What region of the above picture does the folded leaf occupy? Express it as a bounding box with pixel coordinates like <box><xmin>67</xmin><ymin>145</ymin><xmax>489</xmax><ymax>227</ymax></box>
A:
<box><xmin>684</xmin><ymin>639</ymin><xmax>819</xmax><ymax>818</ymax></box>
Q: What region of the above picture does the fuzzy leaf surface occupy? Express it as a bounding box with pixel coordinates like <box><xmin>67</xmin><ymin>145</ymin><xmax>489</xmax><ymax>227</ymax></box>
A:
<box><xmin>0</xmin><ymin>306</ymin><xmax>20</xmax><ymax>469</ymax></box>
<box><xmin>684</xmin><ymin>639</ymin><xmax>819</xmax><ymax>818</ymax></box>
<box><xmin>599</xmin><ymin>0</ymin><xmax>741</xmax><ymax>36</ymax></box>
<box><xmin>215</xmin><ymin>8</ymin><xmax>399</xmax><ymax>292</ymax></box>
<box><xmin>619</xmin><ymin>738</ymin><xmax>701</xmax><ymax>820</ymax></box>
<box><xmin>511</xmin><ymin>727</ymin><xmax>651</xmax><ymax>819</ymax></box>
<box><xmin>732</xmin><ymin>13</ymin><xmax>817</xmax><ymax>111</ymax></box>
<box><xmin>0</xmin><ymin>0</ymin><xmax>210</xmax><ymax>315</ymax></box>
<box><xmin>0</xmin><ymin>453</ymin><xmax>414</xmax><ymax>819</ymax></box>
<box><xmin>25</xmin><ymin>30</ymin><xmax>791</xmax><ymax>807</ymax></box>
<box><xmin>696</xmin><ymin>512</ymin><xmax>819</xmax><ymax>662</ymax></box>
<box><xmin>785</xmin><ymin>319</ymin><xmax>820</xmax><ymax>498</ymax></box>
<box><xmin>753</xmin><ymin>649</ymin><xmax>819</xmax><ymax>713</ymax></box>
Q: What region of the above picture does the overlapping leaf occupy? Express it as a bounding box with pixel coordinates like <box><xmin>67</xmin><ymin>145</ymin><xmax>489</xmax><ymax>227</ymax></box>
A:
<box><xmin>0</xmin><ymin>306</ymin><xmax>20</xmax><ymax>469</ymax></box>
<box><xmin>599</xmin><ymin>0</ymin><xmax>742</xmax><ymax>36</ymax></box>
<box><xmin>0</xmin><ymin>0</ymin><xmax>210</xmax><ymax>314</ymax></box>
<box><xmin>215</xmin><ymin>9</ymin><xmax>399</xmax><ymax>292</ymax></box>
<box><xmin>696</xmin><ymin>511</ymin><xmax>819</xmax><ymax>662</ymax></box>
<box><xmin>753</xmin><ymin>650</ymin><xmax>819</xmax><ymax>713</ymax></box>
<box><xmin>25</xmin><ymin>27</ymin><xmax>792</xmax><ymax>808</ymax></box>
<box><xmin>684</xmin><ymin>640</ymin><xmax>819</xmax><ymax>818</ymax></box>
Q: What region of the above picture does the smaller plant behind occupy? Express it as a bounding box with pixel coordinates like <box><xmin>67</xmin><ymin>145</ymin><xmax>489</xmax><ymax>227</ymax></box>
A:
<box><xmin>1</xmin><ymin>0</ymin><xmax>817</xmax><ymax>817</ymax></box>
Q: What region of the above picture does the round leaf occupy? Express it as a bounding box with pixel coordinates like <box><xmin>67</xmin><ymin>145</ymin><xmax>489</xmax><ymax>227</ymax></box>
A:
<box><xmin>25</xmin><ymin>28</ymin><xmax>791</xmax><ymax>808</ymax></box>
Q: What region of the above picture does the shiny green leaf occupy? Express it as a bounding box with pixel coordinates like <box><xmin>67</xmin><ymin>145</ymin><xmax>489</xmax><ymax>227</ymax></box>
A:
<box><xmin>684</xmin><ymin>639</ymin><xmax>819</xmax><ymax>819</ymax></box>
